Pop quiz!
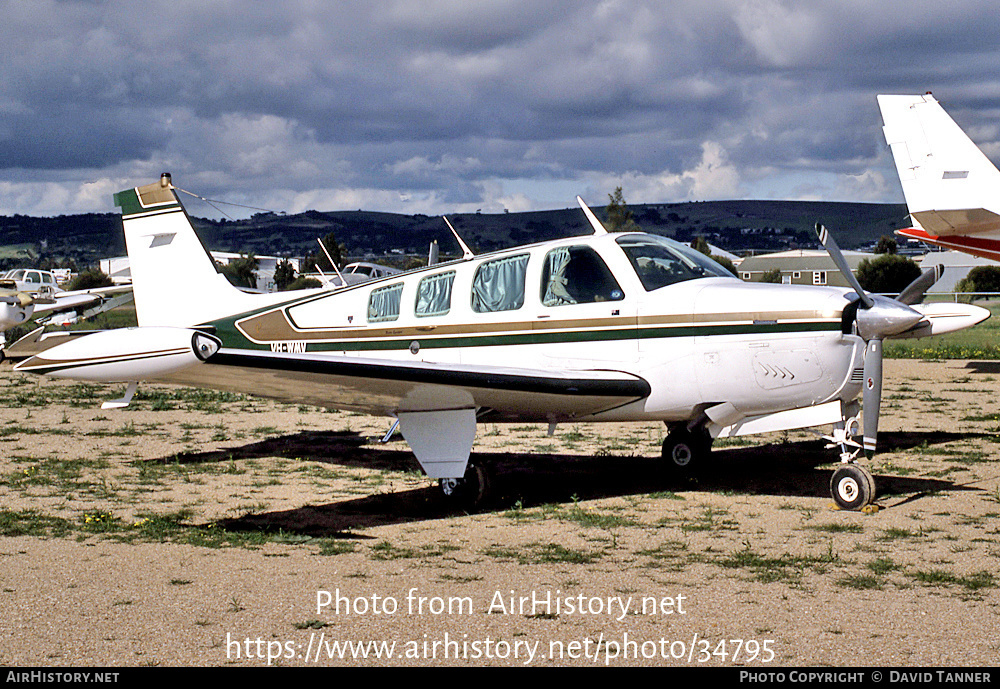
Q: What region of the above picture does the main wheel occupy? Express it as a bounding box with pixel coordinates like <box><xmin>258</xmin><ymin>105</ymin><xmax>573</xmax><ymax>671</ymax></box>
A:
<box><xmin>438</xmin><ymin>461</ymin><xmax>490</xmax><ymax>510</ymax></box>
<box><xmin>830</xmin><ymin>464</ymin><xmax>875</xmax><ymax>511</ymax></box>
<box><xmin>661</xmin><ymin>427</ymin><xmax>711</xmax><ymax>475</ymax></box>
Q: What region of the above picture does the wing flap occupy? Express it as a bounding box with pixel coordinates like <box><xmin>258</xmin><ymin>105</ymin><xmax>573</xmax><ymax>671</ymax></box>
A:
<box><xmin>155</xmin><ymin>348</ymin><xmax>651</xmax><ymax>420</ymax></box>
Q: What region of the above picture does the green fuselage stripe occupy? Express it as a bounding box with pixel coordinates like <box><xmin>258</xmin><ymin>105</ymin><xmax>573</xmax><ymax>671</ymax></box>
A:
<box><xmin>209</xmin><ymin>319</ymin><xmax>841</xmax><ymax>352</ymax></box>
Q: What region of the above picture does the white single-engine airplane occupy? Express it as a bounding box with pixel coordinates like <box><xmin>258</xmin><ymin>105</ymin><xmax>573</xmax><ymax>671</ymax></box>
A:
<box><xmin>14</xmin><ymin>175</ymin><xmax>990</xmax><ymax>510</ymax></box>
<box><xmin>0</xmin><ymin>268</ymin><xmax>133</xmax><ymax>357</ymax></box>
<box><xmin>878</xmin><ymin>92</ymin><xmax>1000</xmax><ymax>259</ymax></box>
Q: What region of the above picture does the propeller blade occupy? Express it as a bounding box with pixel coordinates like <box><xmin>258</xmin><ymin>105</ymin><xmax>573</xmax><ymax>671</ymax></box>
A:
<box><xmin>862</xmin><ymin>338</ymin><xmax>883</xmax><ymax>457</ymax></box>
<box><xmin>896</xmin><ymin>264</ymin><xmax>944</xmax><ymax>305</ymax></box>
<box><xmin>0</xmin><ymin>291</ymin><xmax>36</xmax><ymax>308</ymax></box>
<box><xmin>816</xmin><ymin>223</ymin><xmax>873</xmax><ymax>308</ymax></box>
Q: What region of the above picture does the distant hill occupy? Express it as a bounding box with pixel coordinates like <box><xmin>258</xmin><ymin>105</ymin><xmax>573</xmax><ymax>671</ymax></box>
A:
<box><xmin>0</xmin><ymin>200</ymin><xmax>909</xmax><ymax>270</ymax></box>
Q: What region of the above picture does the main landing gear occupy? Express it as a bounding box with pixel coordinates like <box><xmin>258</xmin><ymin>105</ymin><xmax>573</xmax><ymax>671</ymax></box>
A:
<box><xmin>661</xmin><ymin>425</ymin><xmax>712</xmax><ymax>475</ymax></box>
<box><xmin>438</xmin><ymin>460</ymin><xmax>490</xmax><ymax>511</ymax></box>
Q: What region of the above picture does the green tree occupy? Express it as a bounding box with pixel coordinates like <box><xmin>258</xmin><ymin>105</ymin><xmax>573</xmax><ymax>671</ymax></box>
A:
<box><xmin>273</xmin><ymin>259</ymin><xmax>296</xmax><ymax>291</ymax></box>
<box><xmin>760</xmin><ymin>268</ymin><xmax>782</xmax><ymax>283</ymax></box>
<box><xmin>956</xmin><ymin>266</ymin><xmax>1000</xmax><ymax>299</ymax></box>
<box><xmin>67</xmin><ymin>269</ymin><xmax>113</xmax><ymax>290</ymax></box>
<box><xmin>690</xmin><ymin>236</ymin><xmax>711</xmax><ymax>255</ymax></box>
<box><xmin>218</xmin><ymin>253</ymin><xmax>259</xmax><ymax>289</ymax></box>
<box><xmin>303</xmin><ymin>231</ymin><xmax>345</xmax><ymax>272</ymax></box>
<box><xmin>285</xmin><ymin>276</ymin><xmax>323</xmax><ymax>291</ymax></box>
<box><xmin>605</xmin><ymin>187</ymin><xmax>639</xmax><ymax>232</ymax></box>
<box><xmin>711</xmin><ymin>254</ymin><xmax>739</xmax><ymax>276</ymax></box>
<box><xmin>689</xmin><ymin>236</ymin><xmax>737</xmax><ymax>275</ymax></box>
<box><xmin>856</xmin><ymin>254</ymin><xmax>921</xmax><ymax>294</ymax></box>
<box><xmin>875</xmin><ymin>235</ymin><xmax>898</xmax><ymax>254</ymax></box>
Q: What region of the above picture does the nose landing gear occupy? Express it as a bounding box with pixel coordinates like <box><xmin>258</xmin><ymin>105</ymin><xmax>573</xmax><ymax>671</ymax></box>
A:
<box><xmin>830</xmin><ymin>463</ymin><xmax>876</xmax><ymax>511</ymax></box>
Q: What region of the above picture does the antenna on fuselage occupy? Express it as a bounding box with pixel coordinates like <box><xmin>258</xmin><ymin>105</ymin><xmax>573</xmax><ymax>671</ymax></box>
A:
<box><xmin>442</xmin><ymin>217</ymin><xmax>475</xmax><ymax>259</ymax></box>
<box><xmin>317</xmin><ymin>237</ymin><xmax>347</xmax><ymax>287</ymax></box>
<box><xmin>577</xmin><ymin>196</ymin><xmax>609</xmax><ymax>235</ymax></box>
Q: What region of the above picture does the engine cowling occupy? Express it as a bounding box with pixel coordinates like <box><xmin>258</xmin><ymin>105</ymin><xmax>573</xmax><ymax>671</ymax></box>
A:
<box><xmin>0</xmin><ymin>299</ymin><xmax>33</xmax><ymax>331</ymax></box>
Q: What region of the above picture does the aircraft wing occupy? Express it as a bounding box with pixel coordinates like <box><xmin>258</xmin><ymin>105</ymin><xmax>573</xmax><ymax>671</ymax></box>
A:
<box><xmin>14</xmin><ymin>329</ymin><xmax>650</xmax><ymax>478</ymax></box>
<box><xmin>154</xmin><ymin>347</ymin><xmax>652</xmax><ymax>421</ymax></box>
<box><xmin>30</xmin><ymin>285</ymin><xmax>133</xmax><ymax>322</ymax></box>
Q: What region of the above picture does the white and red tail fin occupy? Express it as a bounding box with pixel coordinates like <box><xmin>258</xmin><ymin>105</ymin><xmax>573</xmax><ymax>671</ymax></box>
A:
<box><xmin>878</xmin><ymin>93</ymin><xmax>1000</xmax><ymax>259</ymax></box>
<box><xmin>113</xmin><ymin>174</ymin><xmax>285</xmax><ymax>327</ymax></box>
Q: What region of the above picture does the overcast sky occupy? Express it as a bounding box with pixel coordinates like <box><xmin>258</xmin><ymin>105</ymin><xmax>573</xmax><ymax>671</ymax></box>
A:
<box><xmin>2</xmin><ymin>0</ymin><xmax>999</xmax><ymax>218</ymax></box>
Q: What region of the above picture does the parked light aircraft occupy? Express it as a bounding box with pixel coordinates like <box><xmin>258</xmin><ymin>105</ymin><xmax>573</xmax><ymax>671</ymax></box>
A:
<box><xmin>878</xmin><ymin>93</ymin><xmax>1000</xmax><ymax>259</ymax></box>
<box><xmin>306</xmin><ymin>261</ymin><xmax>403</xmax><ymax>289</ymax></box>
<box><xmin>0</xmin><ymin>268</ymin><xmax>133</xmax><ymax>355</ymax></box>
<box><xmin>14</xmin><ymin>175</ymin><xmax>990</xmax><ymax>510</ymax></box>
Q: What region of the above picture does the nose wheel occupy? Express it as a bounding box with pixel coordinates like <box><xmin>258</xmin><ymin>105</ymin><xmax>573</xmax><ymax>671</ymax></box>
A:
<box><xmin>830</xmin><ymin>464</ymin><xmax>876</xmax><ymax>511</ymax></box>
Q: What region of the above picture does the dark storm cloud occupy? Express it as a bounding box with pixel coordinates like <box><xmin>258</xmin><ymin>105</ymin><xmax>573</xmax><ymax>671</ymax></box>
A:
<box><xmin>2</xmin><ymin>0</ymin><xmax>1000</xmax><ymax>215</ymax></box>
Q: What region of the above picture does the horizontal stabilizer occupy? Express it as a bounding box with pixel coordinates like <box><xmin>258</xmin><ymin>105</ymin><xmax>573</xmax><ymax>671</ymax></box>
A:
<box><xmin>15</xmin><ymin>327</ymin><xmax>221</xmax><ymax>381</ymax></box>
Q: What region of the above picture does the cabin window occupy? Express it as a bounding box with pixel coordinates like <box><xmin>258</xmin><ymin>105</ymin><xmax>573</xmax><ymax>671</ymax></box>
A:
<box><xmin>367</xmin><ymin>283</ymin><xmax>403</xmax><ymax>322</ymax></box>
<box><xmin>616</xmin><ymin>234</ymin><xmax>735</xmax><ymax>291</ymax></box>
<box><xmin>415</xmin><ymin>271</ymin><xmax>456</xmax><ymax>317</ymax></box>
<box><xmin>541</xmin><ymin>246</ymin><xmax>624</xmax><ymax>306</ymax></box>
<box><xmin>471</xmin><ymin>254</ymin><xmax>529</xmax><ymax>313</ymax></box>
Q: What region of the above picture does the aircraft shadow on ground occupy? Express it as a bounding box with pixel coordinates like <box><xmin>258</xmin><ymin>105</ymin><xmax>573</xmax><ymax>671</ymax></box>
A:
<box><xmin>964</xmin><ymin>361</ymin><xmax>1000</xmax><ymax>375</ymax></box>
<box><xmin>146</xmin><ymin>429</ymin><xmax>982</xmax><ymax>537</ymax></box>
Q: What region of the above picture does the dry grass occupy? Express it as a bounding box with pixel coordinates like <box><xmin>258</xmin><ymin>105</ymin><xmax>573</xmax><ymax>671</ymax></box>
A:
<box><xmin>0</xmin><ymin>360</ymin><xmax>998</xmax><ymax>666</ymax></box>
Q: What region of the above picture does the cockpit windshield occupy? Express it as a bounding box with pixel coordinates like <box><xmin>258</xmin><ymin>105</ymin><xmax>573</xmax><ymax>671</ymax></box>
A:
<box><xmin>615</xmin><ymin>234</ymin><xmax>736</xmax><ymax>291</ymax></box>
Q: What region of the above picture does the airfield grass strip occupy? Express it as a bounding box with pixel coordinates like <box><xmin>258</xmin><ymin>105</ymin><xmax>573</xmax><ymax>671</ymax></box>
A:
<box><xmin>0</xmin><ymin>507</ymin><xmax>356</xmax><ymax>554</ymax></box>
<box><xmin>884</xmin><ymin>342</ymin><xmax>1000</xmax><ymax>360</ymax></box>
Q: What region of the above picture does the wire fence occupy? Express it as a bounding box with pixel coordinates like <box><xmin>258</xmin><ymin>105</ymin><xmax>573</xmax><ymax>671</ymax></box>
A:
<box><xmin>923</xmin><ymin>292</ymin><xmax>1000</xmax><ymax>302</ymax></box>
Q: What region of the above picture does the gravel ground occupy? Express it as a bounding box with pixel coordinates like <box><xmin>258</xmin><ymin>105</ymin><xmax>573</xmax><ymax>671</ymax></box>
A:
<box><xmin>0</xmin><ymin>359</ymin><xmax>997</xmax><ymax>667</ymax></box>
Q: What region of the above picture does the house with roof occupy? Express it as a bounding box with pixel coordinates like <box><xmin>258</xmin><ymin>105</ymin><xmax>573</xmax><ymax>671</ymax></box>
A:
<box><xmin>736</xmin><ymin>249</ymin><xmax>873</xmax><ymax>287</ymax></box>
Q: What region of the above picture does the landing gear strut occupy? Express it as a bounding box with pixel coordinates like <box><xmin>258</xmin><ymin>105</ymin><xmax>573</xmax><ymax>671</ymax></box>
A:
<box><xmin>439</xmin><ymin>460</ymin><xmax>490</xmax><ymax>510</ymax></box>
<box><xmin>661</xmin><ymin>425</ymin><xmax>712</xmax><ymax>475</ymax></box>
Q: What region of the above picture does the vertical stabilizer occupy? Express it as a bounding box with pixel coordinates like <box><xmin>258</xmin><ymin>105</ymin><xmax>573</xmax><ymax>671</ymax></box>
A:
<box><xmin>113</xmin><ymin>174</ymin><xmax>279</xmax><ymax>328</ymax></box>
<box><xmin>878</xmin><ymin>94</ymin><xmax>1000</xmax><ymax>237</ymax></box>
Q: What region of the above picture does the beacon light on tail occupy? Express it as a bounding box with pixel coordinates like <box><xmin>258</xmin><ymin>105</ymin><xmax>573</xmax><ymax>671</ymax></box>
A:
<box><xmin>14</xmin><ymin>327</ymin><xmax>221</xmax><ymax>382</ymax></box>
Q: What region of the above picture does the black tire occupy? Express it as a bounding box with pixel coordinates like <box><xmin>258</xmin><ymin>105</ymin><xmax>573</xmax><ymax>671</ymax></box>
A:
<box><xmin>830</xmin><ymin>464</ymin><xmax>874</xmax><ymax>511</ymax></box>
<box><xmin>438</xmin><ymin>461</ymin><xmax>490</xmax><ymax>510</ymax></box>
<box><xmin>661</xmin><ymin>427</ymin><xmax>711</xmax><ymax>474</ymax></box>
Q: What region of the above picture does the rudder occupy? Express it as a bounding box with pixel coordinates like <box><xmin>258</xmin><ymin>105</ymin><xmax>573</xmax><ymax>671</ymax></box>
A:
<box><xmin>114</xmin><ymin>174</ymin><xmax>272</xmax><ymax>328</ymax></box>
